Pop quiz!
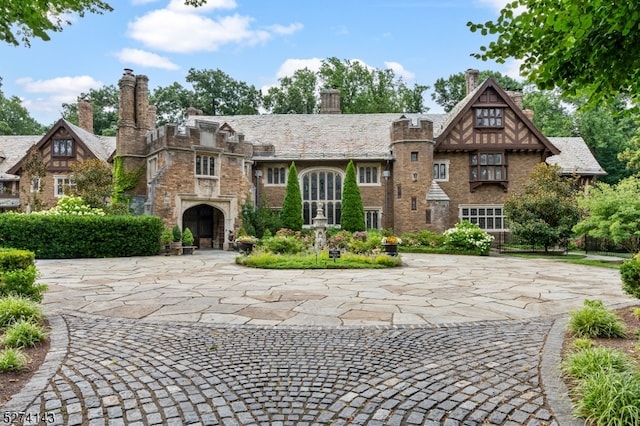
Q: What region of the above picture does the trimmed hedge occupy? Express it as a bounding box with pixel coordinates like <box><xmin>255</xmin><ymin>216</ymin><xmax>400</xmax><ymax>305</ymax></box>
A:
<box><xmin>0</xmin><ymin>213</ymin><xmax>163</xmax><ymax>259</ymax></box>
<box><xmin>0</xmin><ymin>248</ymin><xmax>47</xmax><ymax>301</ymax></box>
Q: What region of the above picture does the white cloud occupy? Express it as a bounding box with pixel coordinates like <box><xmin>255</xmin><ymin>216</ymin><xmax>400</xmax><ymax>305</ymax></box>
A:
<box><xmin>127</xmin><ymin>2</ymin><xmax>301</xmax><ymax>53</ymax></box>
<box><xmin>384</xmin><ymin>61</ymin><xmax>415</xmax><ymax>80</ymax></box>
<box><xmin>114</xmin><ymin>48</ymin><xmax>180</xmax><ymax>70</ymax></box>
<box><xmin>274</xmin><ymin>58</ymin><xmax>323</xmax><ymax>79</ymax></box>
<box><xmin>14</xmin><ymin>76</ymin><xmax>105</xmax><ymax>124</ymax></box>
<box><xmin>503</xmin><ymin>59</ymin><xmax>525</xmax><ymax>81</ymax></box>
<box><xmin>476</xmin><ymin>0</ymin><xmax>526</xmax><ymax>14</ymax></box>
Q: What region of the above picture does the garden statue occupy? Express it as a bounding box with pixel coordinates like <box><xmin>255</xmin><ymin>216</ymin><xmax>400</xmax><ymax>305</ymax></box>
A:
<box><xmin>313</xmin><ymin>203</ymin><xmax>327</xmax><ymax>251</ymax></box>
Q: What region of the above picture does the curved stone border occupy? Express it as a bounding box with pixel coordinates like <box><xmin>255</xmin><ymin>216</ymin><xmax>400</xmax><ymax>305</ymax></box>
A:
<box><xmin>3</xmin><ymin>315</ymin><xmax>68</xmax><ymax>412</ymax></box>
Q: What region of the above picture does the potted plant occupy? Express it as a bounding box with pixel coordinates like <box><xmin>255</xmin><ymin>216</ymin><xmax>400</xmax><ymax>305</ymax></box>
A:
<box><xmin>235</xmin><ymin>228</ymin><xmax>258</xmax><ymax>254</ymax></box>
<box><xmin>160</xmin><ymin>227</ymin><xmax>173</xmax><ymax>256</ymax></box>
<box><xmin>381</xmin><ymin>235</ymin><xmax>402</xmax><ymax>256</ymax></box>
<box><xmin>182</xmin><ymin>227</ymin><xmax>195</xmax><ymax>254</ymax></box>
<box><xmin>170</xmin><ymin>225</ymin><xmax>183</xmax><ymax>254</ymax></box>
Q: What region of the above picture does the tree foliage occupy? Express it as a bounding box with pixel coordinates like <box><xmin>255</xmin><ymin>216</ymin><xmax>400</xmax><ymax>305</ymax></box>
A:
<box><xmin>280</xmin><ymin>162</ymin><xmax>303</xmax><ymax>231</ymax></box>
<box><xmin>150</xmin><ymin>82</ymin><xmax>193</xmax><ymax>126</ymax></box>
<box><xmin>468</xmin><ymin>1</ymin><xmax>640</xmax><ymax>108</ymax></box>
<box><xmin>340</xmin><ymin>160</ymin><xmax>365</xmax><ymax>232</ymax></box>
<box><xmin>0</xmin><ymin>79</ymin><xmax>45</xmax><ymax>135</ymax></box>
<box><xmin>263</xmin><ymin>68</ymin><xmax>318</xmax><ymax>114</ymax></box>
<box><xmin>186</xmin><ymin>68</ymin><xmax>261</xmax><ymax>116</ymax></box>
<box><xmin>522</xmin><ymin>90</ymin><xmax>575</xmax><ymax>137</ymax></box>
<box><xmin>431</xmin><ymin>70</ymin><xmax>523</xmax><ymax>112</ymax></box>
<box><xmin>67</xmin><ymin>159</ymin><xmax>113</xmax><ymax>209</ymax></box>
<box><xmin>1</xmin><ymin>0</ymin><xmax>113</xmax><ymax>46</ymax></box>
<box><xmin>319</xmin><ymin>57</ymin><xmax>428</xmax><ymax>113</ymax></box>
<box><xmin>61</xmin><ymin>85</ymin><xmax>119</xmax><ymax>136</ymax></box>
<box><xmin>574</xmin><ymin>177</ymin><xmax>640</xmax><ymax>254</ymax></box>
<box><xmin>504</xmin><ymin>163</ymin><xmax>580</xmax><ymax>252</ymax></box>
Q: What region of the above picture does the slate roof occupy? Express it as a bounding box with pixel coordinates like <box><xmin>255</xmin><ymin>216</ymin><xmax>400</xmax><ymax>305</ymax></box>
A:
<box><xmin>0</xmin><ymin>135</ymin><xmax>40</xmax><ymax>178</ymax></box>
<box><xmin>187</xmin><ymin>113</ymin><xmax>448</xmax><ymax>161</ymax></box>
<box><xmin>62</xmin><ymin>120</ymin><xmax>116</xmax><ymax>161</ymax></box>
<box><xmin>547</xmin><ymin>137</ymin><xmax>607</xmax><ymax>176</ymax></box>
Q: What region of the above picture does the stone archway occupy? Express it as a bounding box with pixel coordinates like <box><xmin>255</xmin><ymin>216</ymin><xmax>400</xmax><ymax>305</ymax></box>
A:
<box><xmin>182</xmin><ymin>204</ymin><xmax>225</xmax><ymax>249</ymax></box>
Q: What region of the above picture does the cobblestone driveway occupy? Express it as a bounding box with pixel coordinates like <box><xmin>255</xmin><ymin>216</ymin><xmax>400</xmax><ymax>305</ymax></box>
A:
<box><xmin>18</xmin><ymin>315</ymin><xmax>558</xmax><ymax>426</ymax></box>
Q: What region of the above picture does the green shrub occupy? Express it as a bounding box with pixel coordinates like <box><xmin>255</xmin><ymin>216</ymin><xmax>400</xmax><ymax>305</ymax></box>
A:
<box><xmin>401</xmin><ymin>230</ymin><xmax>445</xmax><ymax>248</ymax></box>
<box><xmin>0</xmin><ymin>248</ymin><xmax>35</xmax><ymax>271</ymax></box>
<box><xmin>0</xmin><ymin>296</ymin><xmax>43</xmax><ymax>328</ymax></box>
<box><xmin>182</xmin><ymin>227</ymin><xmax>194</xmax><ymax>245</ymax></box>
<box><xmin>620</xmin><ymin>254</ymin><xmax>640</xmax><ymax>299</ymax></box>
<box><xmin>567</xmin><ymin>299</ymin><xmax>627</xmax><ymax>338</ymax></box>
<box><xmin>172</xmin><ymin>225</ymin><xmax>182</xmax><ymax>242</ymax></box>
<box><xmin>443</xmin><ymin>221</ymin><xmax>494</xmax><ymax>255</ymax></box>
<box><xmin>347</xmin><ymin>231</ymin><xmax>382</xmax><ymax>254</ymax></box>
<box><xmin>260</xmin><ymin>235</ymin><xmax>306</xmax><ymax>255</ymax></box>
<box><xmin>0</xmin><ymin>213</ymin><xmax>163</xmax><ymax>258</ymax></box>
<box><xmin>563</xmin><ymin>346</ymin><xmax>636</xmax><ymax>380</ymax></box>
<box><xmin>0</xmin><ymin>348</ymin><xmax>29</xmax><ymax>372</ymax></box>
<box><xmin>573</xmin><ymin>371</ymin><xmax>640</xmax><ymax>425</ymax></box>
<box><xmin>0</xmin><ymin>265</ymin><xmax>47</xmax><ymax>302</ymax></box>
<box><xmin>2</xmin><ymin>320</ymin><xmax>46</xmax><ymax>348</ymax></box>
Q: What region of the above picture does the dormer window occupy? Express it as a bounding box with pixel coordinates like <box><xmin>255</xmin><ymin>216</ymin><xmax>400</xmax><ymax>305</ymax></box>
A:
<box><xmin>53</xmin><ymin>139</ymin><xmax>74</xmax><ymax>157</ymax></box>
<box><xmin>475</xmin><ymin>108</ymin><xmax>503</xmax><ymax>128</ymax></box>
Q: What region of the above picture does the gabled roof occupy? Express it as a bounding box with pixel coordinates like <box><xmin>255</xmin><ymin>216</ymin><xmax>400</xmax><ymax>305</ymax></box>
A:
<box><xmin>547</xmin><ymin>137</ymin><xmax>607</xmax><ymax>176</ymax></box>
<box><xmin>0</xmin><ymin>136</ymin><xmax>40</xmax><ymax>176</ymax></box>
<box><xmin>186</xmin><ymin>113</ymin><xmax>447</xmax><ymax>160</ymax></box>
<box><xmin>6</xmin><ymin>119</ymin><xmax>116</xmax><ymax>174</ymax></box>
<box><xmin>435</xmin><ymin>78</ymin><xmax>560</xmax><ymax>155</ymax></box>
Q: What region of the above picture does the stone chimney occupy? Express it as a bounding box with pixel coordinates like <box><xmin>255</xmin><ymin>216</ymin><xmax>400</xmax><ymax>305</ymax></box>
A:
<box><xmin>320</xmin><ymin>88</ymin><xmax>341</xmax><ymax>114</ymax></box>
<box><xmin>507</xmin><ymin>91</ymin><xmax>523</xmax><ymax>109</ymax></box>
<box><xmin>465</xmin><ymin>69</ymin><xmax>480</xmax><ymax>95</ymax></box>
<box><xmin>78</xmin><ymin>98</ymin><xmax>94</xmax><ymax>133</ymax></box>
<box><xmin>523</xmin><ymin>109</ymin><xmax>534</xmax><ymax>121</ymax></box>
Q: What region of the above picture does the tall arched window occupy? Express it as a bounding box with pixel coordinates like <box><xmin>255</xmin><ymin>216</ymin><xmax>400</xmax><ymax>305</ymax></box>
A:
<box><xmin>301</xmin><ymin>168</ymin><xmax>343</xmax><ymax>226</ymax></box>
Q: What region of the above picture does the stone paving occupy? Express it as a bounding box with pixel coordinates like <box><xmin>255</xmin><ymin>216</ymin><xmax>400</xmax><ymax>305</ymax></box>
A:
<box><xmin>2</xmin><ymin>251</ymin><xmax>635</xmax><ymax>425</ymax></box>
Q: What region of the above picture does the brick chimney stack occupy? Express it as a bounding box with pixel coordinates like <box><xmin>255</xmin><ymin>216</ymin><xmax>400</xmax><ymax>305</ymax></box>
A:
<box><xmin>320</xmin><ymin>88</ymin><xmax>341</xmax><ymax>114</ymax></box>
<box><xmin>465</xmin><ymin>69</ymin><xmax>480</xmax><ymax>95</ymax></box>
<box><xmin>78</xmin><ymin>98</ymin><xmax>94</xmax><ymax>133</ymax></box>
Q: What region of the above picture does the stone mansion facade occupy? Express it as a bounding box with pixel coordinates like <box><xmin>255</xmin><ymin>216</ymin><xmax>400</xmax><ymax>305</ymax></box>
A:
<box><xmin>0</xmin><ymin>69</ymin><xmax>604</xmax><ymax>250</ymax></box>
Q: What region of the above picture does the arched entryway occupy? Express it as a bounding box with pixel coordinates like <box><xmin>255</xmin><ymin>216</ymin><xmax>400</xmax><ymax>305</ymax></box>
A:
<box><xmin>182</xmin><ymin>204</ymin><xmax>225</xmax><ymax>249</ymax></box>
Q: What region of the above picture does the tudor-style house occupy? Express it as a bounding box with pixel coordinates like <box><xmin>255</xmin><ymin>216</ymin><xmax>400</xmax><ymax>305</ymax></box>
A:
<box><xmin>0</xmin><ymin>69</ymin><xmax>604</xmax><ymax>250</ymax></box>
<box><xmin>2</xmin><ymin>100</ymin><xmax>115</xmax><ymax>212</ymax></box>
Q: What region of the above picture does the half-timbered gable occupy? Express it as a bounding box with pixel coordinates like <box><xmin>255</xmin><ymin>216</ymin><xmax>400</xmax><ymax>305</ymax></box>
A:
<box><xmin>7</xmin><ymin>119</ymin><xmax>115</xmax><ymax>210</ymax></box>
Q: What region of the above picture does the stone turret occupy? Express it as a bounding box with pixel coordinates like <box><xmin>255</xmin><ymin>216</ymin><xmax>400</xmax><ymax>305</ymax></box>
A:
<box><xmin>389</xmin><ymin>117</ymin><xmax>435</xmax><ymax>234</ymax></box>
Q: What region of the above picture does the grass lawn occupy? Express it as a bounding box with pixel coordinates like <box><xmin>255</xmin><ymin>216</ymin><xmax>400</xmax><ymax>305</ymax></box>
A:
<box><xmin>504</xmin><ymin>252</ymin><xmax>625</xmax><ymax>269</ymax></box>
<box><xmin>235</xmin><ymin>251</ymin><xmax>403</xmax><ymax>269</ymax></box>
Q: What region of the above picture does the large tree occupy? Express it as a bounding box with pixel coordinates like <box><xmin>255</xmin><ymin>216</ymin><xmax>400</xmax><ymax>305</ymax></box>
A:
<box><xmin>280</xmin><ymin>162</ymin><xmax>303</xmax><ymax>231</ymax></box>
<box><xmin>61</xmin><ymin>85</ymin><xmax>119</xmax><ymax>136</ymax></box>
<box><xmin>574</xmin><ymin>176</ymin><xmax>640</xmax><ymax>254</ymax></box>
<box><xmin>522</xmin><ymin>90</ymin><xmax>575</xmax><ymax>137</ymax></box>
<box><xmin>318</xmin><ymin>57</ymin><xmax>428</xmax><ymax>113</ymax></box>
<box><xmin>504</xmin><ymin>163</ymin><xmax>580</xmax><ymax>252</ymax></box>
<box><xmin>431</xmin><ymin>70</ymin><xmax>523</xmax><ymax>112</ymax></box>
<box><xmin>468</xmin><ymin>1</ymin><xmax>640</xmax><ymax>108</ymax></box>
<box><xmin>0</xmin><ymin>78</ymin><xmax>46</xmax><ymax>135</ymax></box>
<box><xmin>186</xmin><ymin>68</ymin><xmax>261</xmax><ymax>116</ymax></box>
<box><xmin>262</xmin><ymin>69</ymin><xmax>318</xmax><ymax>114</ymax></box>
<box><xmin>340</xmin><ymin>160</ymin><xmax>365</xmax><ymax>232</ymax></box>
<box><xmin>150</xmin><ymin>82</ymin><xmax>194</xmax><ymax>126</ymax></box>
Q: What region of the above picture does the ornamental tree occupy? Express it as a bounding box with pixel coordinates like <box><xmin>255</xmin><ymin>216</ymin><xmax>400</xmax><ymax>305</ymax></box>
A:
<box><xmin>340</xmin><ymin>160</ymin><xmax>365</xmax><ymax>232</ymax></box>
<box><xmin>280</xmin><ymin>162</ymin><xmax>303</xmax><ymax>231</ymax></box>
<box><xmin>504</xmin><ymin>163</ymin><xmax>580</xmax><ymax>252</ymax></box>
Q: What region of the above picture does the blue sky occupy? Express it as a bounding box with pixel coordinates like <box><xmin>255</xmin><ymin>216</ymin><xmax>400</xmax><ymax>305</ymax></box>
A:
<box><xmin>0</xmin><ymin>0</ymin><xmax>517</xmax><ymax>126</ymax></box>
